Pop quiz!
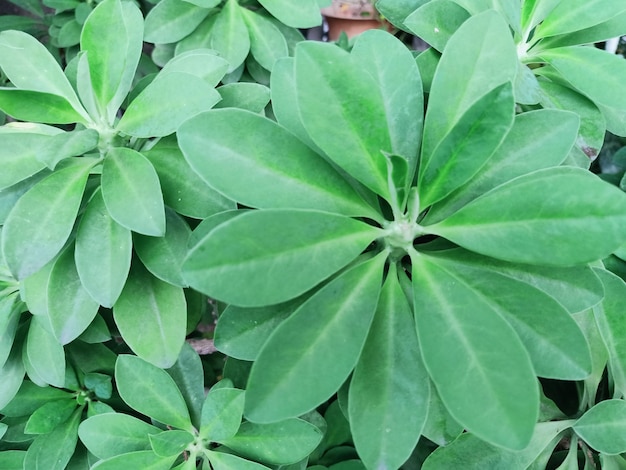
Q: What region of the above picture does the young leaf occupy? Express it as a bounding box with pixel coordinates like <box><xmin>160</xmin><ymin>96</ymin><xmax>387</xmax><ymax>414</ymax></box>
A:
<box><xmin>0</xmin><ymin>450</ymin><xmax>25</xmax><ymax>469</ymax></box>
<box><xmin>24</xmin><ymin>398</ymin><xmax>76</xmax><ymax>434</ymax></box>
<box><xmin>75</xmin><ymin>188</ymin><xmax>132</xmax><ymax>308</ymax></box>
<box><xmin>159</xmin><ymin>49</ymin><xmax>229</xmax><ymax>87</ymax></box>
<box><xmin>218</xmin><ymin>419</ymin><xmax>323</xmax><ymax>465</ymax></box>
<box><xmin>177</xmin><ymin>109</ymin><xmax>378</xmax><ymax>219</ymax></box>
<box><xmin>115</xmin><ymin>355</ymin><xmax>193</xmax><ymax>432</ymax></box>
<box><xmin>206</xmin><ymin>450</ymin><xmax>270</xmax><ymax>470</ymax></box>
<box><xmin>429</xmin><ymin>167</ymin><xmax>626</xmax><ymax>266</ymax></box>
<box><xmin>215</xmin><ymin>82</ymin><xmax>270</xmax><ymax>112</ymax></box>
<box><xmin>411</xmin><ymin>254</ymin><xmax>538</xmax><ymax>450</ymax></box>
<box><xmin>422</xmin><ymin>385</ymin><xmax>464</xmax><ymax>446</ymax></box>
<box><xmin>0</xmin><ymin>89</ymin><xmax>89</xmax><ymax>124</ymax></box>
<box><xmin>166</xmin><ymin>343</ymin><xmax>205</xmax><ymax>428</ymax></box>
<box><xmin>574</xmin><ymin>400</ymin><xmax>626</xmax><ymax>455</ymax></box>
<box><xmin>23</xmin><ymin>408</ymin><xmax>81</xmax><ymax>470</ymax></box>
<box><xmin>26</xmin><ymin>316</ymin><xmax>66</xmax><ymax>388</ymax></box>
<box><xmin>0</xmin><ymin>132</ymin><xmax>49</xmax><ymax>190</ymax></box>
<box><xmin>113</xmin><ymin>263</ymin><xmax>186</xmax><ymax>369</ymax></box>
<box><xmin>90</xmin><ymin>451</ymin><xmax>176</xmax><ymax>470</ymax></box>
<box><xmin>37</xmin><ymin>129</ymin><xmax>99</xmax><ymax>170</ymax></box>
<box><xmin>256</xmin><ymin>0</ymin><xmax>321</xmax><ymax>28</ymax></box>
<box><xmin>210</xmin><ymin>0</ymin><xmax>250</xmax><ymax>73</ymax></box>
<box><xmin>144</xmin><ymin>0</ymin><xmax>212</xmax><ymax>44</ymax></box>
<box><xmin>244</xmin><ymin>254</ymin><xmax>385</xmax><ymax>423</ymax></box>
<box><xmin>241</xmin><ymin>9</ymin><xmax>288</xmax><ymax>72</ymax></box>
<box><xmin>183</xmin><ymin>209</ymin><xmax>381</xmax><ymax>306</ymax></box>
<box><xmin>199</xmin><ymin>387</ymin><xmax>245</xmax><ymax>441</ymax></box>
<box><xmin>349</xmin><ymin>266</ymin><xmax>430</xmax><ymax>470</ymax></box>
<box><xmin>149</xmin><ymin>430</ymin><xmax>194</xmax><ymax>457</ymax></box>
<box><xmin>535</xmin><ymin>0</ymin><xmax>626</xmax><ymax>39</ymax></box>
<box><xmin>2</xmin><ymin>159</ymin><xmax>92</xmax><ymax>279</ymax></box>
<box><xmin>0</xmin><ymin>345</ymin><xmax>25</xmax><ymax>410</ymax></box>
<box><xmin>404</xmin><ymin>0</ymin><xmax>470</xmax><ymax>52</ymax></box>
<box><xmin>101</xmin><ymin>147</ymin><xmax>165</xmax><ymax>237</ymax></box>
<box><xmin>78</xmin><ymin>413</ymin><xmax>161</xmax><ymax>459</ymax></box>
<box><xmin>0</xmin><ymin>294</ymin><xmax>21</xmax><ymax>368</ymax></box>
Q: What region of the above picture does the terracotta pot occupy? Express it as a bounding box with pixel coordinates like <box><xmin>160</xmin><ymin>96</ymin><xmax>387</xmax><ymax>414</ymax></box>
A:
<box><xmin>321</xmin><ymin>1</ymin><xmax>388</xmax><ymax>41</ymax></box>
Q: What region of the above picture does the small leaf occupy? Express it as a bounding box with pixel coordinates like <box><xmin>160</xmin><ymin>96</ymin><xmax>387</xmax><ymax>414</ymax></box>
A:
<box><xmin>215</xmin><ymin>82</ymin><xmax>270</xmax><ymax>113</ymax></box>
<box><xmin>90</xmin><ymin>451</ymin><xmax>176</xmax><ymax>470</ymax></box>
<box><xmin>574</xmin><ymin>400</ymin><xmax>626</xmax><ymax>455</ymax></box>
<box><xmin>183</xmin><ymin>209</ymin><xmax>381</xmax><ymax>306</ymax></box>
<box><xmin>23</xmin><ymin>408</ymin><xmax>81</xmax><ymax>470</ymax></box>
<box><xmin>404</xmin><ymin>0</ymin><xmax>470</xmax><ymax>52</ymax></box>
<box><xmin>0</xmin><ymin>89</ymin><xmax>88</xmax><ymax>124</ymax></box>
<box><xmin>535</xmin><ymin>0</ymin><xmax>626</xmax><ymax>39</ymax></box>
<box><xmin>256</xmin><ymin>0</ymin><xmax>321</xmax><ymax>28</ymax></box>
<box><xmin>167</xmin><ymin>343</ymin><xmax>205</xmax><ymax>428</ymax></box>
<box><xmin>206</xmin><ymin>450</ymin><xmax>270</xmax><ymax>470</ymax></box>
<box><xmin>24</xmin><ymin>399</ymin><xmax>76</xmax><ymax>434</ymax></box>
<box><xmin>199</xmin><ymin>387</ymin><xmax>244</xmax><ymax>441</ymax></box>
<box><xmin>144</xmin><ymin>0</ymin><xmax>212</xmax><ymax>44</ymax></box>
<box><xmin>26</xmin><ymin>316</ymin><xmax>66</xmax><ymax>388</ymax></box>
<box><xmin>0</xmin><ymin>345</ymin><xmax>26</xmax><ymax>410</ymax></box>
<box><xmin>159</xmin><ymin>49</ymin><xmax>229</xmax><ymax>87</ymax></box>
<box><xmin>38</xmin><ymin>129</ymin><xmax>99</xmax><ymax>170</ymax></box>
<box><xmin>241</xmin><ymin>9</ymin><xmax>288</xmax><ymax>71</ymax></box>
<box><xmin>113</xmin><ymin>263</ymin><xmax>186</xmax><ymax>368</ymax></box>
<box><xmin>101</xmin><ymin>147</ymin><xmax>165</xmax><ymax>236</ymax></box>
<box><xmin>210</xmin><ymin>0</ymin><xmax>250</xmax><ymax>73</ymax></box>
<box><xmin>149</xmin><ymin>430</ymin><xmax>194</xmax><ymax>457</ymax></box>
<box><xmin>115</xmin><ymin>354</ymin><xmax>193</xmax><ymax>431</ymax></box>
<box><xmin>0</xmin><ymin>132</ymin><xmax>49</xmax><ymax>190</ymax></box>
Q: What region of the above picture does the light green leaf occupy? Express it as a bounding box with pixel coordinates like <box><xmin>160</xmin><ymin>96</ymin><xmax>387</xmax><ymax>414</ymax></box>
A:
<box><xmin>101</xmin><ymin>147</ymin><xmax>165</xmax><ymax>236</ymax></box>
<box><xmin>422</xmin><ymin>385</ymin><xmax>464</xmax><ymax>446</ymax></box>
<box><xmin>520</xmin><ymin>0</ymin><xmax>560</xmax><ymax>33</ymax></box>
<box><xmin>404</xmin><ymin>0</ymin><xmax>470</xmax><ymax>52</ymax></box>
<box><xmin>167</xmin><ymin>343</ymin><xmax>205</xmax><ymax>428</ymax></box>
<box><xmin>215</xmin><ymin>82</ymin><xmax>270</xmax><ymax>112</ymax></box>
<box><xmin>256</xmin><ymin>0</ymin><xmax>322</xmax><ymax>28</ymax></box>
<box><xmin>535</xmin><ymin>0</ymin><xmax>626</xmax><ymax>39</ymax></box>
<box><xmin>0</xmin><ymin>450</ymin><xmax>25</xmax><ymax>469</ymax></box>
<box><xmin>91</xmin><ymin>451</ymin><xmax>176</xmax><ymax>470</ymax></box>
<box><xmin>113</xmin><ymin>263</ymin><xmax>186</xmax><ymax>368</ymax></box>
<box><xmin>423</xmin><ymin>10</ymin><xmax>517</xmax><ymax>159</ymax></box>
<box><xmin>419</xmin><ymin>81</ymin><xmax>514</xmax><ymax>207</ymax></box>
<box><xmin>0</xmin><ymin>294</ymin><xmax>21</xmax><ymax>368</ymax></box>
<box><xmin>349</xmin><ymin>265</ymin><xmax>430</xmax><ymax>470</ymax></box>
<box><xmin>177</xmin><ymin>109</ymin><xmax>378</xmax><ymax>218</ymax></box>
<box><xmin>411</xmin><ymin>254</ymin><xmax>538</xmax><ymax>450</ymax></box>
<box><xmin>0</xmin><ymin>30</ymin><xmax>87</xmax><ymax>120</ymax></box>
<box><xmin>37</xmin><ymin>129</ymin><xmax>99</xmax><ymax>170</ymax></box>
<box><xmin>115</xmin><ymin>354</ymin><xmax>193</xmax><ymax>431</ymax></box>
<box><xmin>244</xmin><ymin>255</ymin><xmax>385</xmax><ymax>423</ymax></box>
<box><xmin>78</xmin><ymin>413</ymin><xmax>161</xmax><ymax>459</ymax></box>
<box><xmin>47</xmin><ymin>247</ymin><xmax>99</xmax><ymax>344</ymax></box>
<box><xmin>206</xmin><ymin>450</ymin><xmax>270</xmax><ymax>470</ymax></box>
<box><xmin>538</xmin><ymin>11</ymin><xmax>626</xmax><ymax>48</ymax></box>
<box><xmin>2</xmin><ymin>159</ymin><xmax>92</xmax><ymax>280</ymax></box>
<box><xmin>574</xmin><ymin>399</ymin><xmax>626</xmax><ymax>455</ymax></box>
<box><xmin>0</xmin><ymin>380</ymin><xmax>69</xmax><ymax>417</ymax></box>
<box><xmin>219</xmin><ymin>419</ymin><xmax>323</xmax><ymax>465</ymax></box>
<box><xmin>159</xmin><ymin>49</ymin><xmax>229</xmax><ymax>87</ymax></box>
<box><xmin>144</xmin><ymin>0</ymin><xmax>212</xmax><ymax>44</ymax></box>
<box><xmin>0</xmin><ymin>345</ymin><xmax>25</xmax><ymax>410</ymax></box>
<box><xmin>241</xmin><ymin>9</ymin><xmax>288</xmax><ymax>71</ymax></box>
<box><xmin>183</xmin><ymin>209</ymin><xmax>381</xmax><ymax>306</ymax></box>
<box><xmin>24</xmin><ymin>398</ymin><xmax>76</xmax><ymax>434</ymax></box>
<box><xmin>149</xmin><ymin>430</ymin><xmax>194</xmax><ymax>457</ymax></box>
<box><xmin>26</xmin><ymin>316</ymin><xmax>66</xmax><ymax>388</ymax></box>
<box><xmin>200</xmin><ymin>387</ymin><xmax>244</xmax><ymax>441</ymax></box>
<box><xmin>23</xmin><ymin>408</ymin><xmax>81</xmax><ymax>470</ymax></box>
<box><xmin>75</xmin><ymin>188</ymin><xmax>132</xmax><ymax>308</ymax></box>
<box><xmin>429</xmin><ymin>167</ymin><xmax>626</xmax><ymax>266</ymax></box>
<box><xmin>0</xmin><ymin>89</ymin><xmax>89</xmax><ymax>124</ymax></box>
<box><xmin>211</xmin><ymin>0</ymin><xmax>250</xmax><ymax>73</ymax></box>
<box><xmin>0</xmin><ymin>132</ymin><xmax>48</xmax><ymax>190</ymax></box>
<box><xmin>117</xmin><ymin>72</ymin><xmax>221</xmax><ymax>138</ymax></box>
<box><xmin>81</xmin><ymin>0</ymin><xmax>143</xmax><ymax>123</ymax></box>
<box><xmin>295</xmin><ymin>41</ymin><xmax>390</xmax><ymax>197</ymax></box>
<box><xmin>143</xmin><ymin>137</ymin><xmax>235</xmax><ymax>219</ymax></box>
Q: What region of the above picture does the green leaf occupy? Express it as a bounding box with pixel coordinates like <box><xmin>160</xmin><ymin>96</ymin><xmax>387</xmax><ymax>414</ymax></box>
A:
<box><xmin>0</xmin><ymin>294</ymin><xmax>21</xmax><ymax>367</ymax></box>
<box><xmin>200</xmin><ymin>387</ymin><xmax>244</xmax><ymax>441</ymax></box>
<box><xmin>211</xmin><ymin>0</ymin><xmax>250</xmax><ymax>73</ymax></box>
<box><xmin>256</xmin><ymin>0</ymin><xmax>321</xmax><ymax>28</ymax></box>
<box><xmin>419</xmin><ymin>81</ymin><xmax>515</xmax><ymax>207</ymax></box>
<box><xmin>115</xmin><ymin>355</ymin><xmax>193</xmax><ymax>431</ymax></box>
<box><xmin>0</xmin><ymin>30</ymin><xmax>87</xmax><ymax>120</ymax></box>
<box><xmin>78</xmin><ymin>413</ymin><xmax>161</xmax><ymax>459</ymax></box>
<box><xmin>206</xmin><ymin>450</ymin><xmax>270</xmax><ymax>470</ymax></box>
<box><xmin>26</xmin><ymin>316</ymin><xmax>66</xmax><ymax>388</ymax></box>
<box><xmin>539</xmin><ymin>11</ymin><xmax>626</xmax><ymax>48</ymax></box>
<box><xmin>113</xmin><ymin>263</ymin><xmax>186</xmax><ymax>368</ymax></box>
<box><xmin>47</xmin><ymin>247</ymin><xmax>98</xmax><ymax>344</ymax></box>
<box><xmin>75</xmin><ymin>188</ymin><xmax>132</xmax><ymax>308</ymax></box>
<box><xmin>0</xmin><ymin>132</ymin><xmax>48</xmax><ymax>190</ymax></box>
<box><xmin>23</xmin><ymin>408</ymin><xmax>81</xmax><ymax>470</ymax></box>
<box><xmin>101</xmin><ymin>147</ymin><xmax>165</xmax><ymax>236</ymax></box>
<box><xmin>144</xmin><ymin>0</ymin><xmax>212</xmax><ymax>44</ymax></box>
<box><xmin>143</xmin><ymin>137</ymin><xmax>235</xmax><ymax>219</ymax></box>
<box><xmin>423</xmin><ymin>10</ymin><xmax>517</xmax><ymax>159</ymax></box>
<box><xmin>349</xmin><ymin>265</ymin><xmax>430</xmax><ymax>470</ymax></box>
<box><xmin>177</xmin><ymin>109</ymin><xmax>378</xmax><ymax>218</ymax></box>
<box><xmin>521</xmin><ymin>0</ymin><xmax>560</xmax><ymax>33</ymax></box>
<box><xmin>219</xmin><ymin>419</ymin><xmax>323</xmax><ymax>465</ymax></box>
<box><xmin>91</xmin><ymin>451</ymin><xmax>176</xmax><ymax>470</ymax></box>
<box><xmin>183</xmin><ymin>209</ymin><xmax>381</xmax><ymax>306</ymax></box>
<box><xmin>574</xmin><ymin>399</ymin><xmax>626</xmax><ymax>455</ymax></box>
<box><xmin>0</xmin><ymin>345</ymin><xmax>25</xmax><ymax>410</ymax></box>
<box><xmin>215</xmin><ymin>82</ymin><xmax>270</xmax><ymax>113</ymax></box>
<box><xmin>0</xmin><ymin>381</ymin><xmax>69</xmax><ymax>417</ymax></box>
<box><xmin>241</xmin><ymin>9</ymin><xmax>288</xmax><ymax>72</ymax></box>
<box><xmin>404</xmin><ymin>0</ymin><xmax>470</xmax><ymax>52</ymax></box>
<box><xmin>2</xmin><ymin>159</ymin><xmax>91</xmax><ymax>279</ymax></box>
<box><xmin>24</xmin><ymin>398</ymin><xmax>76</xmax><ymax>434</ymax></box>
<box><xmin>0</xmin><ymin>89</ymin><xmax>89</xmax><ymax>124</ymax></box>
<box><xmin>159</xmin><ymin>49</ymin><xmax>229</xmax><ymax>87</ymax></box>
<box><xmin>134</xmin><ymin>209</ymin><xmax>191</xmax><ymax>287</ymax></box>
<box><xmin>0</xmin><ymin>450</ymin><xmax>25</xmax><ymax>469</ymax></box>
<box><xmin>295</xmin><ymin>41</ymin><xmax>390</xmax><ymax>197</ymax></box>
<box><xmin>149</xmin><ymin>430</ymin><xmax>194</xmax><ymax>457</ymax></box>
<box><xmin>422</xmin><ymin>385</ymin><xmax>464</xmax><ymax>446</ymax></box>
<box><xmin>81</xmin><ymin>0</ymin><xmax>143</xmax><ymax>123</ymax></box>
<box><xmin>117</xmin><ymin>72</ymin><xmax>221</xmax><ymax>138</ymax></box>
<box><xmin>244</xmin><ymin>254</ymin><xmax>385</xmax><ymax>423</ymax></box>
<box><xmin>167</xmin><ymin>343</ymin><xmax>205</xmax><ymax>428</ymax></box>
<box><xmin>411</xmin><ymin>254</ymin><xmax>538</xmax><ymax>450</ymax></box>
<box><xmin>38</xmin><ymin>129</ymin><xmax>99</xmax><ymax>170</ymax></box>
<box><xmin>430</xmin><ymin>167</ymin><xmax>626</xmax><ymax>266</ymax></box>
<box><xmin>535</xmin><ymin>0</ymin><xmax>626</xmax><ymax>39</ymax></box>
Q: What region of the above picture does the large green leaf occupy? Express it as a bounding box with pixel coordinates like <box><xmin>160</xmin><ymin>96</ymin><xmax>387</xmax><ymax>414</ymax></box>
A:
<box><xmin>144</xmin><ymin>0</ymin><xmax>212</xmax><ymax>44</ymax></box>
<box><xmin>349</xmin><ymin>265</ymin><xmax>430</xmax><ymax>470</ymax></box>
<box><xmin>429</xmin><ymin>167</ymin><xmax>626</xmax><ymax>266</ymax></box>
<box><xmin>210</xmin><ymin>0</ymin><xmax>250</xmax><ymax>73</ymax></box>
<box><xmin>117</xmin><ymin>72</ymin><xmax>221</xmax><ymax>138</ymax></box>
<box><xmin>79</xmin><ymin>413</ymin><xmax>161</xmax><ymax>459</ymax></box>
<box><xmin>422</xmin><ymin>10</ymin><xmax>517</xmax><ymax>159</ymax></box>
<box><xmin>115</xmin><ymin>355</ymin><xmax>193</xmax><ymax>431</ymax></box>
<box><xmin>101</xmin><ymin>147</ymin><xmax>165</xmax><ymax>236</ymax></box>
<box><xmin>219</xmin><ymin>419</ymin><xmax>323</xmax><ymax>465</ymax></box>
<box><xmin>256</xmin><ymin>0</ymin><xmax>321</xmax><ymax>28</ymax></box>
<box><xmin>23</xmin><ymin>408</ymin><xmax>81</xmax><ymax>470</ymax></box>
<box><xmin>294</xmin><ymin>41</ymin><xmax>391</xmax><ymax>197</ymax></box>
<box><xmin>81</xmin><ymin>0</ymin><xmax>143</xmax><ymax>123</ymax></box>
<box><xmin>244</xmin><ymin>254</ymin><xmax>385</xmax><ymax>423</ymax></box>
<box><xmin>574</xmin><ymin>399</ymin><xmax>626</xmax><ymax>455</ymax></box>
<box><xmin>0</xmin><ymin>30</ymin><xmax>87</xmax><ymax>120</ymax></box>
<box><xmin>24</xmin><ymin>398</ymin><xmax>76</xmax><ymax>434</ymax></box>
<box><xmin>2</xmin><ymin>159</ymin><xmax>92</xmax><ymax>280</ymax></box>
<box><xmin>241</xmin><ymin>9</ymin><xmax>288</xmax><ymax>72</ymax></box>
<box><xmin>534</xmin><ymin>0</ymin><xmax>626</xmax><ymax>39</ymax></box>
<box><xmin>411</xmin><ymin>254</ymin><xmax>538</xmax><ymax>450</ymax></box>
<box><xmin>177</xmin><ymin>109</ymin><xmax>378</xmax><ymax>219</ymax></box>
<box><xmin>0</xmin><ymin>89</ymin><xmax>89</xmax><ymax>124</ymax></box>
<box><xmin>26</xmin><ymin>316</ymin><xmax>66</xmax><ymax>388</ymax></box>
<box><xmin>183</xmin><ymin>209</ymin><xmax>381</xmax><ymax>306</ymax></box>
<box><xmin>200</xmin><ymin>387</ymin><xmax>244</xmax><ymax>441</ymax></box>
<box><xmin>404</xmin><ymin>0</ymin><xmax>470</xmax><ymax>52</ymax></box>
<box><xmin>0</xmin><ymin>132</ymin><xmax>49</xmax><ymax>190</ymax></box>
<box><xmin>113</xmin><ymin>263</ymin><xmax>186</xmax><ymax>368</ymax></box>
<box><xmin>75</xmin><ymin>188</ymin><xmax>132</xmax><ymax>308</ymax></box>
<box><xmin>47</xmin><ymin>247</ymin><xmax>99</xmax><ymax>344</ymax></box>
<box><xmin>419</xmin><ymin>82</ymin><xmax>514</xmax><ymax>207</ymax></box>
